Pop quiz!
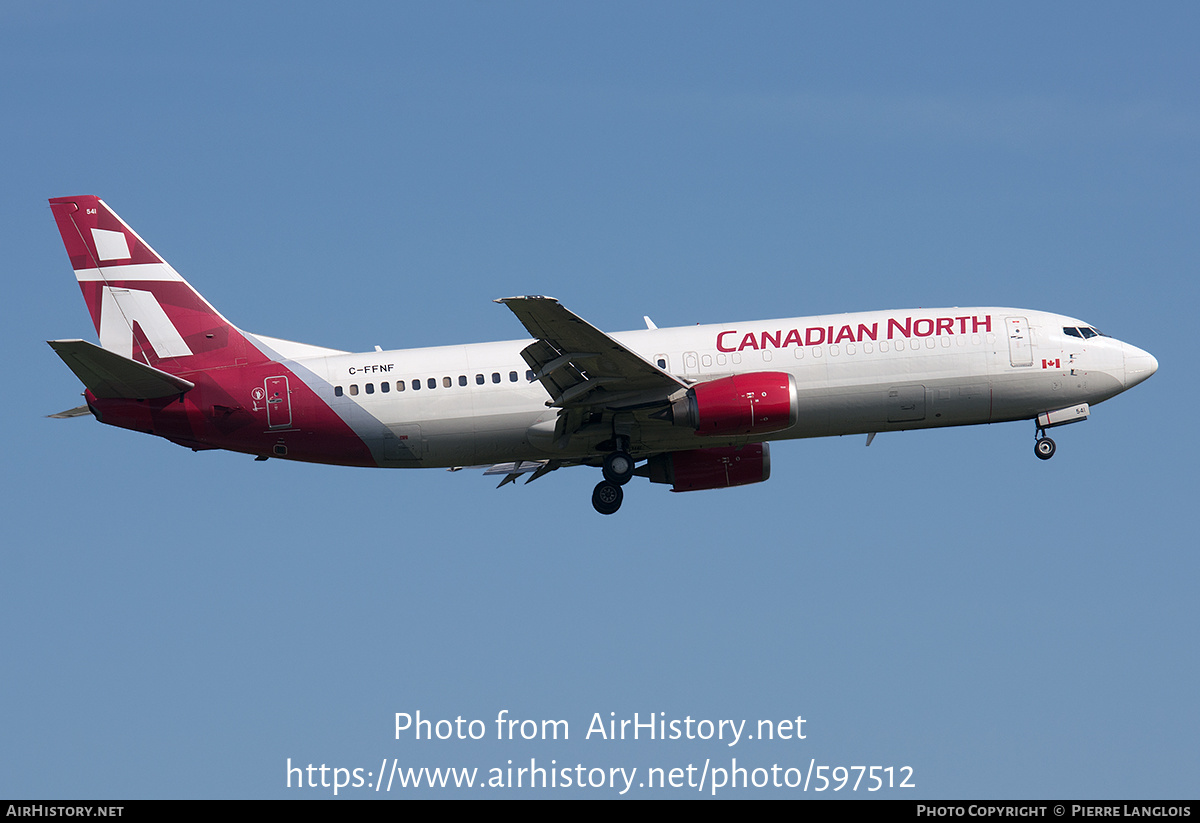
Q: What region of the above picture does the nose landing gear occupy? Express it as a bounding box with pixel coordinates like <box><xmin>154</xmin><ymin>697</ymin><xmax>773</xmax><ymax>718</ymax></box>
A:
<box><xmin>1032</xmin><ymin>404</ymin><xmax>1089</xmax><ymax>460</ymax></box>
<box><xmin>1033</xmin><ymin>420</ymin><xmax>1057</xmax><ymax>460</ymax></box>
<box><xmin>1034</xmin><ymin>436</ymin><xmax>1056</xmax><ymax>460</ymax></box>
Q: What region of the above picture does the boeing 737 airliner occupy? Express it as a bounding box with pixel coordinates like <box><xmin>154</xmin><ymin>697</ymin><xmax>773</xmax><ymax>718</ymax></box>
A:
<box><xmin>47</xmin><ymin>196</ymin><xmax>1158</xmax><ymax>514</ymax></box>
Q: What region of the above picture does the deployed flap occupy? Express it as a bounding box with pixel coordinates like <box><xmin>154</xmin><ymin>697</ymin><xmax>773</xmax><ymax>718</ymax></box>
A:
<box><xmin>496</xmin><ymin>296</ymin><xmax>686</xmax><ymax>409</ymax></box>
<box><xmin>48</xmin><ymin>339</ymin><xmax>195</xmax><ymax>399</ymax></box>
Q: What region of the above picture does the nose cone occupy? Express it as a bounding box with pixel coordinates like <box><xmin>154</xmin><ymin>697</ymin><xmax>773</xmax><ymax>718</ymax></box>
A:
<box><xmin>1123</xmin><ymin>343</ymin><xmax>1158</xmax><ymax>389</ymax></box>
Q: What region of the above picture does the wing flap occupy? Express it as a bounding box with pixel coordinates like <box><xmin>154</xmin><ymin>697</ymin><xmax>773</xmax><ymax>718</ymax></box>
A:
<box><xmin>48</xmin><ymin>339</ymin><xmax>195</xmax><ymax>399</ymax></box>
<box><xmin>497</xmin><ymin>296</ymin><xmax>686</xmax><ymax>409</ymax></box>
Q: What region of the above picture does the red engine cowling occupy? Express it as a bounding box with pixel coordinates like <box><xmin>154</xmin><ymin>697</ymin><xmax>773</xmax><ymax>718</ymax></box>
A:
<box><xmin>643</xmin><ymin>444</ymin><xmax>771</xmax><ymax>492</ymax></box>
<box><xmin>671</xmin><ymin>372</ymin><xmax>798</xmax><ymax>436</ymax></box>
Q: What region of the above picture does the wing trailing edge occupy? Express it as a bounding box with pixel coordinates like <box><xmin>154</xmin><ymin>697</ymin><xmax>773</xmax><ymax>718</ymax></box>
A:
<box><xmin>496</xmin><ymin>295</ymin><xmax>686</xmax><ymax>409</ymax></box>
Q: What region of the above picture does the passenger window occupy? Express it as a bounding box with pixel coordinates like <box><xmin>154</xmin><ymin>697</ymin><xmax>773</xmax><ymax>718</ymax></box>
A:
<box><xmin>349</xmin><ymin>384</ymin><xmax>359</xmax><ymax>396</ymax></box>
<box><xmin>396</xmin><ymin>381</ymin><xmax>405</xmax><ymax>392</ymax></box>
<box><xmin>428</xmin><ymin>377</ymin><xmax>436</xmax><ymax>389</ymax></box>
<box><xmin>443</xmin><ymin>376</ymin><xmax>452</xmax><ymax>388</ymax></box>
<box><xmin>526</xmin><ymin>370</ymin><xmax>534</xmax><ymax>381</ymax></box>
<box><xmin>657</xmin><ymin>358</ymin><xmax>666</xmax><ymax>368</ymax></box>
<box><xmin>365</xmin><ymin>383</ymin><xmax>374</xmax><ymax>394</ymax></box>
<box><xmin>334</xmin><ymin>386</ymin><xmax>343</xmax><ymax>397</ymax></box>
<box><xmin>381</xmin><ymin>382</ymin><xmax>390</xmax><ymax>393</ymax></box>
<box><xmin>459</xmin><ymin>375</ymin><xmax>467</xmax><ymax>386</ymax></box>
<box><xmin>412</xmin><ymin>379</ymin><xmax>421</xmax><ymax>391</ymax></box>
<box><xmin>509</xmin><ymin>371</ymin><xmax>518</xmax><ymax>382</ymax></box>
<box><xmin>476</xmin><ymin>374</ymin><xmax>485</xmax><ymax>385</ymax></box>
<box><xmin>492</xmin><ymin>372</ymin><xmax>501</xmax><ymax>384</ymax></box>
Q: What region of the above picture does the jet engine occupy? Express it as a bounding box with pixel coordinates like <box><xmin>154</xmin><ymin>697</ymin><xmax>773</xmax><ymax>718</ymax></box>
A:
<box><xmin>639</xmin><ymin>444</ymin><xmax>771</xmax><ymax>492</ymax></box>
<box><xmin>669</xmin><ymin>372</ymin><xmax>798</xmax><ymax>436</ymax></box>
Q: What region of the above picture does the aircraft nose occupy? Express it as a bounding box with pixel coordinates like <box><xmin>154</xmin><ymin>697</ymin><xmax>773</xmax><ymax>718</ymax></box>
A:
<box><xmin>1123</xmin><ymin>343</ymin><xmax>1158</xmax><ymax>389</ymax></box>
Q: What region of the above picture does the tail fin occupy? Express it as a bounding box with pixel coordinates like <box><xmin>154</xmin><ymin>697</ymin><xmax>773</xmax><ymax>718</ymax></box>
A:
<box><xmin>48</xmin><ymin>196</ymin><xmax>268</xmax><ymax>372</ymax></box>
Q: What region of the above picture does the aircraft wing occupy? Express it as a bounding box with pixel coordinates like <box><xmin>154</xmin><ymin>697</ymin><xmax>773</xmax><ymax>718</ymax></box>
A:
<box><xmin>496</xmin><ymin>296</ymin><xmax>687</xmax><ymax>410</ymax></box>
<box><xmin>48</xmin><ymin>339</ymin><xmax>195</xmax><ymax>399</ymax></box>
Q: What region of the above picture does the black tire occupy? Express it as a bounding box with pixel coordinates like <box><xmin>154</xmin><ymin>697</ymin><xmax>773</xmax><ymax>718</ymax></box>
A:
<box><xmin>592</xmin><ymin>481</ymin><xmax>624</xmax><ymax>515</ymax></box>
<box><xmin>1034</xmin><ymin>437</ymin><xmax>1056</xmax><ymax>460</ymax></box>
<box><xmin>602</xmin><ymin>450</ymin><xmax>635</xmax><ymax>485</ymax></box>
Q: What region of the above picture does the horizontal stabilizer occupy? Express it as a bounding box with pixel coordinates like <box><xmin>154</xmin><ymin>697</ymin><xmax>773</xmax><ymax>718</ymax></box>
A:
<box><xmin>48</xmin><ymin>339</ymin><xmax>195</xmax><ymax>399</ymax></box>
<box><xmin>481</xmin><ymin>459</ymin><xmax>550</xmax><ymax>488</ymax></box>
<box><xmin>482</xmin><ymin>460</ymin><xmax>548</xmax><ymax>476</ymax></box>
<box><xmin>47</xmin><ymin>405</ymin><xmax>92</xmax><ymax>419</ymax></box>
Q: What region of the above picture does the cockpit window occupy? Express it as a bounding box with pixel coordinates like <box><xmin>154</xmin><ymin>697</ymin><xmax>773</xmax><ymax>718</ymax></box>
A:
<box><xmin>1064</xmin><ymin>326</ymin><xmax>1108</xmax><ymax>339</ymax></box>
<box><xmin>1064</xmin><ymin>327</ymin><xmax>1082</xmax><ymax>338</ymax></box>
<box><xmin>1079</xmin><ymin>327</ymin><xmax>1097</xmax><ymax>339</ymax></box>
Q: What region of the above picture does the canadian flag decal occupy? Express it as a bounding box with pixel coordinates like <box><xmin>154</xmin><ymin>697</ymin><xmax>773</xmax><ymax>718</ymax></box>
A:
<box><xmin>1042</xmin><ymin>358</ymin><xmax>1060</xmax><ymax>369</ymax></box>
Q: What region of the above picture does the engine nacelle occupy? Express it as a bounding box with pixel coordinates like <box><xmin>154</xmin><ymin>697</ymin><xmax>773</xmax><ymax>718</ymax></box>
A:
<box><xmin>642</xmin><ymin>444</ymin><xmax>771</xmax><ymax>492</ymax></box>
<box><xmin>671</xmin><ymin>372</ymin><xmax>798</xmax><ymax>436</ymax></box>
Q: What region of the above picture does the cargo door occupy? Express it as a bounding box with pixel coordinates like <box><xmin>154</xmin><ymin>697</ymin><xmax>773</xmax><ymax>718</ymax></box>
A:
<box><xmin>887</xmin><ymin>385</ymin><xmax>926</xmax><ymax>422</ymax></box>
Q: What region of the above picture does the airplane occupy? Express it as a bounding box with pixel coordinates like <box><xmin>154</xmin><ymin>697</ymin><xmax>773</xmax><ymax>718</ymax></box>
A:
<box><xmin>47</xmin><ymin>195</ymin><xmax>1158</xmax><ymax>514</ymax></box>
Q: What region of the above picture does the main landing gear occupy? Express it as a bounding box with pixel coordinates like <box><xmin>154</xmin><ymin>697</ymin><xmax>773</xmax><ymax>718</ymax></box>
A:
<box><xmin>592</xmin><ymin>441</ymin><xmax>635</xmax><ymax>514</ymax></box>
<box><xmin>592</xmin><ymin>480</ymin><xmax>624</xmax><ymax>515</ymax></box>
<box><xmin>602</xmin><ymin>450</ymin><xmax>635</xmax><ymax>484</ymax></box>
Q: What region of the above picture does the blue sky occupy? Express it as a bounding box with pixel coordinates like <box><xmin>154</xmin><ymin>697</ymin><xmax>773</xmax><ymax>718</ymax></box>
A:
<box><xmin>3</xmin><ymin>1</ymin><xmax>1196</xmax><ymax>798</ymax></box>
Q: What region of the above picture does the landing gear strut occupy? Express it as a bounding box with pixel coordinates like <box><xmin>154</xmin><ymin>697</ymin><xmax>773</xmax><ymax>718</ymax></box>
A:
<box><xmin>592</xmin><ymin>481</ymin><xmax>623</xmax><ymax>515</ymax></box>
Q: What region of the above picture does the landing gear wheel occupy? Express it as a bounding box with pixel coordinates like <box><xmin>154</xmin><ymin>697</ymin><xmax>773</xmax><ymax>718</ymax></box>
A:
<box><xmin>602</xmin><ymin>450</ymin><xmax>635</xmax><ymax>485</ymax></box>
<box><xmin>592</xmin><ymin>481</ymin><xmax>623</xmax><ymax>515</ymax></box>
<box><xmin>1034</xmin><ymin>437</ymin><xmax>1056</xmax><ymax>460</ymax></box>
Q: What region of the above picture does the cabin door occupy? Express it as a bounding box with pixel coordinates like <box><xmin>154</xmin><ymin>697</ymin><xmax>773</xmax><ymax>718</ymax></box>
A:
<box><xmin>1006</xmin><ymin>316</ymin><xmax>1033</xmax><ymax>367</ymax></box>
<box><xmin>265</xmin><ymin>376</ymin><xmax>292</xmax><ymax>429</ymax></box>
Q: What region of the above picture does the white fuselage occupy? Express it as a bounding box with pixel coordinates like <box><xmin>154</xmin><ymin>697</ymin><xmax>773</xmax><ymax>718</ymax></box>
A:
<box><xmin>284</xmin><ymin>307</ymin><xmax>1152</xmax><ymax>468</ymax></box>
